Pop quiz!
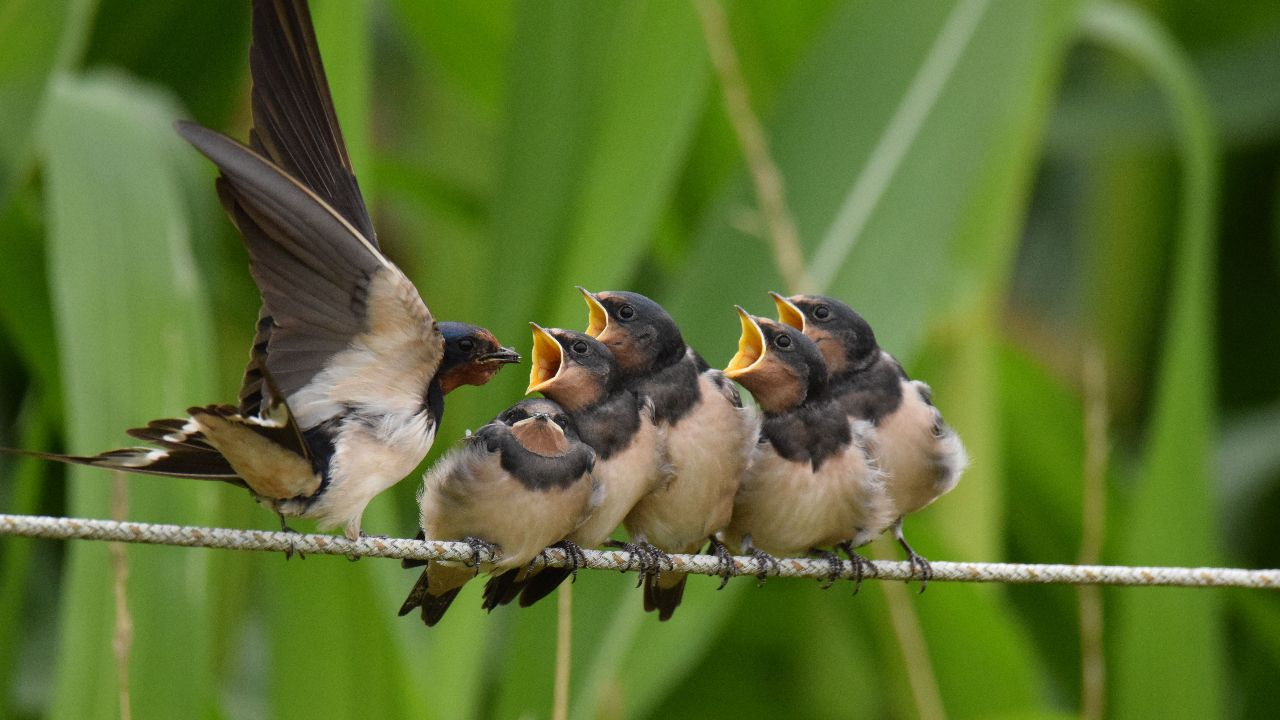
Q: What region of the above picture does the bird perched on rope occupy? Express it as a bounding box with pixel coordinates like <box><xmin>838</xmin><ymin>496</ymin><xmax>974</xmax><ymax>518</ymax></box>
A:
<box><xmin>1</xmin><ymin>0</ymin><xmax>520</xmax><ymax>541</ymax></box>
<box><xmin>399</xmin><ymin>399</ymin><xmax>599</xmax><ymax>627</ymax></box>
<box><xmin>770</xmin><ymin>293</ymin><xmax>967</xmax><ymax>587</ymax></box>
<box><xmin>480</xmin><ymin>324</ymin><xmax>668</xmax><ymax>611</ymax></box>
<box><xmin>579</xmin><ymin>289</ymin><xmax>758</xmax><ymax>620</ymax></box>
<box><xmin>722</xmin><ymin>307</ymin><xmax>892</xmax><ymax>588</ymax></box>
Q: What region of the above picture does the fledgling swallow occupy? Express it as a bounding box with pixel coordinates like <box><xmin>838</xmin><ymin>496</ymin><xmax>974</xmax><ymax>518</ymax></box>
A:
<box><xmin>722</xmin><ymin>308</ymin><xmax>893</xmax><ymax>586</ymax></box>
<box><xmin>1</xmin><ymin>1</ymin><xmax>521</xmax><ymax>541</ymax></box>
<box><xmin>398</xmin><ymin>399</ymin><xmax>599</xmax><ymax>626</ymax></box>
<box><xmin>481</xmin><ymin>324</ymin><xmax>668</xmax><ymax>611</ymax></box>
<box><xmin>771</xmin><ymin>292</ymin><xmax>968</xmax><ymax>586</ymax></box>
<box><xmin>580</xmin><ymin>289</ymin><xmax>758</xmax><ymax>620</ymax></box>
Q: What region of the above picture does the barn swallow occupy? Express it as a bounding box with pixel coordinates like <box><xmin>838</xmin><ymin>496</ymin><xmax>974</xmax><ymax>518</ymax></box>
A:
<box><xmin>4</xmin><ymin>315</ymin><xmax>519</xmax><ymax>541</ymax></box>
<box><xmin>2</xmin><ymin>0</ymin><xmax>521</xmax><ymax>540</ymax></box>
<box><xmin>579</xmin><ymin>288</ymin><xmax>757</xmax><ymax>620</ymax></box>
<box><xmin>771</xmin><ymin>292</ymin><xmax>968</xmax><ymax>587</ymax></box>
<box><xmin>722</xmin><ymin>307</ymin><xmax>892</xmax><ymax>587</ymax></box>
<box><xmin>481</xmin><ymin>324</ymin><xmax>667</xmax><ymax>611</ymax></box>
<box><xmin>398</xmin><ymin>399</ymin><xmax>599</xmax><ymax>626</ymax></box>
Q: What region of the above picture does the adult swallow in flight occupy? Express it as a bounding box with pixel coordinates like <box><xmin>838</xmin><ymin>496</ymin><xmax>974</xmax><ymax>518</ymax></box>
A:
<box><xmin>771</xmin><ymin>293</ymin><xmax>968</xmax><ymax>587</ymax></box>
<box><xmin>481</xmin><ymin>324</ymin><xmax>668</xmax><ymax>611</ymax></box>
<box><xmin>1</xmin><ymin>0</ymin><xmax>522</xmax><ymax>539</ymax></box>
<box><xmin>398</xmin><ymin>398</ymin><xmax>599</xmax><ymax>626</ymax></box>
<box><xmin>579</xmin><ymin>289</ymin><xmax>758</xmax><ymax>620</ymax></box>
<box><xmin>722</xmin><ymin>307</ymin><xmax>893</xmax><ymax>587</ymax></box>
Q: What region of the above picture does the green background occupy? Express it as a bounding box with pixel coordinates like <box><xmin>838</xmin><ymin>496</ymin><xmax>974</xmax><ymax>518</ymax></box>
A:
<box><xmin>1</xmin><ymin>0</ymin><xmax>1277</xmax><ymax>718</ymax></box>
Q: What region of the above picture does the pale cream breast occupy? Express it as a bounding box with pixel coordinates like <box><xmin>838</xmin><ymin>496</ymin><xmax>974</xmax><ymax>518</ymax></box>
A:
<box><xmin>568</xmin><ymin>416</ymin><xmax>664</xmax><ymax>547</ymax></box>
<box><xmin>726</xmin><ymin>421</ymin><xmax>891</xmax><ymax>557</ymax></box>
<box><xmin>289</xmin><ymin>268</ymin><xmax>441</xmax><ymax>429</ymax></box>
<box><xmin>625</xmin><ymin>373</ymin><xmax>759</xmax><ymax>552</ymax></box>
<box><xmin>305</xmin><ymin>411</ymin><xmax>436</xmax><ymax>539</ymax></box>
<box><xmin>421</xmin><ymin>445</ymin><xmax>596</xmax><ymax>572</ymax></box>
<box><xmin>876</xmin><ymin>380</ymin><xmax>967</xmax><ymax>517</ymax></box>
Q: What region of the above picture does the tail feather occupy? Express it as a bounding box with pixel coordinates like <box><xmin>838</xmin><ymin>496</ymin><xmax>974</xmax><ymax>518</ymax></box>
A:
<box><xmin>643</xmin><ymin>572</ymin><xmax>688</xmax><ymax>621</ymax></box>
<box><xmin>0</xmin><ymin>446</ymin><xmax>244</xmax><ymax>486</ymax></box>
<box><xmin>518</xmin><ymin>567</ymin><xmax>572</xmax><ymax>608</ymax></box>
<box><xmin>398</xmin><ymin>563</ymin><xmax>471</xmax><ymax>627</ymax></box>
<box><xmin>126</xmin><ymin>419</ymin><xmax>216</xmax><ymax>452</ymax></box>
<box><xmin>481</xmin><ymin>568</ymin><xmax>527</xmax><ymax>611</ymax></box>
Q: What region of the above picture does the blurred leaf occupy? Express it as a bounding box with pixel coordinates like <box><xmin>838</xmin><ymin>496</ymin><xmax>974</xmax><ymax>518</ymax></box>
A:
<box><xmin>388</xmin><ymin>0</ymin><xmax>514</xmax><ymax>119</ymax></box>
<box><xmin>0</xmin><ymin>0</ymin><xmax>95</xmax><ymax>205</ymax></box>
<box><xmin>84</xmin><ymin>0</ymin><xmax>248</xmax><ymax>127</ymax></box>
<box><xmin>0</xmin><ymin>183</ymin><xmax>61</xmax><ymax>404</ymax></box>
<box><xmin>1047</xmin><ymin>27</ymin><xmax>1280</xmax><ymax>155</ymax></box>
<box><xmin>40</xmin><ymin>71</ymin><xmax>221</xmax><ymax>719</ymax></box>
<box><xmin>670</xmin><ymin>0</ymin><xmax>1078</xmax><ymax>364</ymax></box>
<box><xmin>1078</xmin><ymin>4</ymin><xmax>1226</xmax><ymax>719</ymax></box>
<box><xmin>489</xmin><ymin>0</ymin><xmax>709</xmax><ymax>344</ymax></box>
<box><xmin>0</xmin><ymin>395</ymin><xmax>54</xmax><ymax>715</ymax></box>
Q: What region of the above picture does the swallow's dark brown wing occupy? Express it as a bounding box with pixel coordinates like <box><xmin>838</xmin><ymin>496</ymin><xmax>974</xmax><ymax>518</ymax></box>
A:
<box><xmin>178</xmin><ymin>122</ymin><xmax>443</xmax><ymax>430</ymax></box>
<box><xmin>247</xmin><ymin>0</ymin><xmax>375</xmax><ymax>244</ymax></box>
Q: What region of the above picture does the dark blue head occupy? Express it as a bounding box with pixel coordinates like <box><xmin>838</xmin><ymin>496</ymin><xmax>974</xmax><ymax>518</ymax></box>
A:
<box><xmin>436</xmin><ymin>321</ymin><xmax>521</xmax><ymax>394</ymax></box>
<box><xmin>578</xmin><ymin>288</ymin><xmax>686</xmax><ymax>378</ymax></box>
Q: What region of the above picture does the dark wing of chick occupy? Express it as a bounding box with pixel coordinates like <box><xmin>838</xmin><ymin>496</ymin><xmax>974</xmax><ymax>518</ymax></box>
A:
<box><xmin>246</xmin><ymin>0</ymin><xmax>374</xmax><ymax>244</ymax></box>
<box><xmin>177</xmin><ymin>122</ymin><xmax>443</xmax><ymax>430</ymax></box>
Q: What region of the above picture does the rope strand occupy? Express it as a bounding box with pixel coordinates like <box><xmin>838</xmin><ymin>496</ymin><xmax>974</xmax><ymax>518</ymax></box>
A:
<box><xmin>1</xmin><ymin>513</ymin><xmax>1274</xmax><ymax>589</ymax></box>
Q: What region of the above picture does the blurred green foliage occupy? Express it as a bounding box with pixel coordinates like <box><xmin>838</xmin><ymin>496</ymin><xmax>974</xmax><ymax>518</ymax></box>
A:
<box><xmin>1</xmin><ymin>0</ymin><xmax>1277</xmax><ymax>718</ymax></box>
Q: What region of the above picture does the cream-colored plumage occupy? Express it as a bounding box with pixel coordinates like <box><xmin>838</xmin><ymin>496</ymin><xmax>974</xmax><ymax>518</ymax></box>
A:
<box><xmin>726</xmin><ymin>419</ymin><xmax>890</xmax><ymax>557</ymax></box>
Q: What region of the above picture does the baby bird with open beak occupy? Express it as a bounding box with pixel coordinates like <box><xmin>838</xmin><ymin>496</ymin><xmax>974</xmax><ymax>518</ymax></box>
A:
<box><xmin>723</xmin><ymin>308</ymin><xmax>893</xmax><ymax>586</ymax></box>
<box><xmin>481</xmin><ymin>324</ymin><xmax>667</xmax><ymax>610</ymax></box>
<box><xmin>579</xmin><ymin>289</ymin><xmax>758</xmax><ymax>620</ymax></box>
<box><xmin>771</xmin><ymin>293</ymin><xmax>968</xmax><ymax>587</ymax></box>
<box><xmin>399</xmin><ymin>399</ymin><xmax>598</xmax><ymax>627</ymax></box>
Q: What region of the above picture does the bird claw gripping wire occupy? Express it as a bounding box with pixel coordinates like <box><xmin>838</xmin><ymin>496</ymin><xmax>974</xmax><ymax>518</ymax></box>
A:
<box><xmin>811</xmin><ymin>549</ymin><xmax>845</xmax><ymax>590</ymax></box>
<box><xmin>463</xmin><ymin>536</ymin><xmax>499</xmax><ymax>574</ymax></box>
<box><xmin>749</xmin><ymin>548</ymin><xmax>781</xmax><ymax>586</ymax></box>
<box><xmin>707</xmin><ymin>537</ymin><xmax>737</xmax><ymax>590</ymax></box>
<box><xmin>838</xmin><ymin>541</ymin><xmax>875</xmax><ymax>594</ymax></box>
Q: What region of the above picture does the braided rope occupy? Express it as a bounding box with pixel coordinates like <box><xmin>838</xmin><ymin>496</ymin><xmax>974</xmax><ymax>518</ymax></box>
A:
<box><xmin>1</xmin><ymin>513</ymin><xmax>1275</xmax><ymax>588</ymax></box>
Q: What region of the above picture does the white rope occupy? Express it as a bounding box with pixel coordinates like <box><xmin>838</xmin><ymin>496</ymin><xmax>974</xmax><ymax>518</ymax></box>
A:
<box><xmin>1</xmin><ymin>513</ymin><xmax>1275</xmax><ymax>589</ymax></box>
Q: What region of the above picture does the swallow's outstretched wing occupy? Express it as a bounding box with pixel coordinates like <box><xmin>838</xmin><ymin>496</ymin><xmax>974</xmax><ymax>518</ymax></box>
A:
<box><xmin>177</xmin><ymin>122</ymin><xmax>443</xmax><ymax>431</ymax></box>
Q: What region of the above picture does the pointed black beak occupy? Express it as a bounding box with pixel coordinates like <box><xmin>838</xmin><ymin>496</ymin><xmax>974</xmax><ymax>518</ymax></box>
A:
<box><xmin>481</xmin><ymin>347</ymin><xmax>521</xmax><ymax>364</ymax></box>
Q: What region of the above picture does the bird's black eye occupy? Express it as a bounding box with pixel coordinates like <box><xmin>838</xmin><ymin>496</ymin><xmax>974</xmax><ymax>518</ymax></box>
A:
<box><xmin>553</xmin><ymin>415</ymin><xmax>569</xmax><ymax>429</ymax></box>
<box><xmin>458</xmin><ymin>338</ymin><xmax>475</xmax><ymax>352</ymax></box>
<box><xmin>813</xmin><ymin>305</ymin><xmax>831</xmax><ymax>320</ymax></box>
<box><xmin>775</xmin><ymin>334</ymin><xmax>793</xmax><ymax>349</ymax></box>
<box><xmin>571</xmin><ymin>340</ymin><xmax>589</xmax><ymax>355</ymax></box>
<box><xmin>618</xmin><ymin>304</ymin><xmax>636</xmax><ymax>320</ymax></box>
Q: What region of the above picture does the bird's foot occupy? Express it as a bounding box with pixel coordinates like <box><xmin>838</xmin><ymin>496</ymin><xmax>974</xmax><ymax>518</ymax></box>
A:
<box><xmin>605</xmin><ymin>540</ymin><xmax>671</xmax><ymax>586</ymax></box>
<box><xmin>706</xmin><ymin>537</ymin><xmax>736</xmax><ymax>590</ymax></box>
<box><xmin>748</xmin><ymin>548</ymin><xmax>780</xmax><ymax>586</ymax></box>
<box><xmin>462</xmin><ymin>536</ymin><xmax>499</xmax><ymax>574</ymax></box>
<box><xmin>904</xmin><ymin>548</ymin><xmax>932</xmax><ymax>593</ymax></box>
<box><xmin>810</xmin><ymin>549</ymin><xmax>845</xmax><ymax>590</ymax></box>
<box><xmin>278</xmin><ymin>520</ymin><xmax>304</xmax><ymax>561</ymax></box>
<box><xmin>837</xmin><ymin>541</ymin><xmax>875</xmax><ymax>594</ymax></box>
<box><xmin>556</xmin><ymin>540</ymin><xmax>588</xmax><ymax>581</ymax></box>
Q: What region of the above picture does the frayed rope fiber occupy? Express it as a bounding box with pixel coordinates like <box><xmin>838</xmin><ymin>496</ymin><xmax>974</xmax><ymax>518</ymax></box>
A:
<box><xmin>1</xmin><ymin>513</ymin><xmax>1276</xmax><ymax>589</ymax></box>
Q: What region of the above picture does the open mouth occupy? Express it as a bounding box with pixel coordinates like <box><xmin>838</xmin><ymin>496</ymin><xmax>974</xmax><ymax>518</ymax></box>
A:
<box><xmin>724</xmin><ymin>306</ymin><xmax>766</xmax><ymax>379</ymax></box>
<box><xmin>770</xmin><ymin>291</ymin><xmax>806</xmax><ymax>332</ymax></box>
<box><xmin>526</xmin><ymin>323</ymin><xmax>565</xmax><ymax>394</ymax></box>
<box><xmin>578</xmin><ymin>286</ymin><xmax>609</xmax><ymax>338</ymax></box>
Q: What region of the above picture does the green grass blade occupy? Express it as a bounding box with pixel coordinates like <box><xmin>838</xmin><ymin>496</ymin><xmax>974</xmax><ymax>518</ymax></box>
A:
<box><xmin>0</xmin><ymin>0</ymin><xmax>96</xmax><ymax>206</ymax></box>
<box><xmin>40</xmin><ymin>71</ymin><xmax>220</xmax><ymax>719</ymax></box>
<box><xmin>1077</xmin><ymin>3</ymin><xmax>1225</xmax><ymax>718</ymax></box>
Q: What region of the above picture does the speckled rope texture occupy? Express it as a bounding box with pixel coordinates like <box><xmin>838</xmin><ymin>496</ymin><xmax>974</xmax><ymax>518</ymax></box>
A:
<box><xmin>1</xmin><ymin>513</ymin><xmax>1275</xmax><ymax>588</ymax></box>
